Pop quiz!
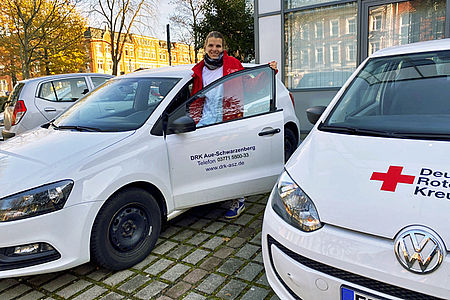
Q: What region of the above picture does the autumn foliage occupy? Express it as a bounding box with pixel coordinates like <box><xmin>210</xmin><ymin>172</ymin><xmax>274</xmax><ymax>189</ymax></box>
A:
<box><xmin>0</xmin><ymin>0</ymin><xmax>89</xmax><ymax>80</ymax></box>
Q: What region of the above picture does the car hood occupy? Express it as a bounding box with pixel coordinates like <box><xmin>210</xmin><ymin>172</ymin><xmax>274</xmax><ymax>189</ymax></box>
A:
<box><xmin>0</xmin><ymin>127</ymin><xmax>133</xmax><ymax>198</ymax></box>
<box><xmin>286</xmin><ymin>131</ymin><xmax>450</xmax><ymax>248</ymax></box>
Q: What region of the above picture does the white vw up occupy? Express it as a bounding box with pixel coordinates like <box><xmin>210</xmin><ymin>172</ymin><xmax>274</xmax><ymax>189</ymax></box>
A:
<box><xmin>262</xmin><ymin>39</ymin><xmax>450</xmax><ymax>299</ymax></box>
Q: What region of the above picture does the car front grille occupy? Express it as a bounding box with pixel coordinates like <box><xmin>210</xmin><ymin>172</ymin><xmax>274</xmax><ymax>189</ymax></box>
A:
<box><xmin>267</xmin><ymin>235</ymin><xmax>443</xmax><ymax>300</ymax></box>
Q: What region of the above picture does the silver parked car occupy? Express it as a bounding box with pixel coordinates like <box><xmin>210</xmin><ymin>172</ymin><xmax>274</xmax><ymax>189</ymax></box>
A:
<box><xmin>2</xmin><ymin>73</ymin><xmax>113</xmax><ymax>140</ymax></box>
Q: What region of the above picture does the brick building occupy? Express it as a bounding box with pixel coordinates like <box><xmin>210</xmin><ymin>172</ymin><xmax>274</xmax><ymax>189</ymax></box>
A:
<box><xmin>84</xmin><ymin>27</ymin><xmax>199</xmax><ymax>75</ymax></box>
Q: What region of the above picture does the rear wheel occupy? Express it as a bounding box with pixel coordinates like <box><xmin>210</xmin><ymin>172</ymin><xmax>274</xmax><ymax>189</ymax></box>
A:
<box><xmin>90</xmin><ymin>188</ymin><xmax>161</xmax><ymax>270</ymax></box>
<box><xmin>284</xmin><ymin>128</ymin><xmax>298</xmax><ymax>162</ymax></box>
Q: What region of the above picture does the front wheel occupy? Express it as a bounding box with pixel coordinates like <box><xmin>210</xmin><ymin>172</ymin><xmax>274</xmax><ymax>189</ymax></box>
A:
<box><xmin>284</xmin><ymin>128</ymin><xmax>298</xmax><ymax>162</ymax></box>
<box><xmin>90</xmin><ymin>188</ymin><xmax>161</xmax><ymax>270</ymax></box>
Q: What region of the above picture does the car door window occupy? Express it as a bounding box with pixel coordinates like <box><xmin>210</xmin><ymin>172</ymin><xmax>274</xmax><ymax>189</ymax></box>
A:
<box><xmin>91</xmin><ymin>76</ymin><xmax>110</xmax><ymax>88</ymax></box>
<box><xmin>39</xmin><ymin>78</ymin><xmax>88</xmax><ymax>102</ymax></box>
<box><xmin>169</xmin><ymin>65</ymin><xmax>275</xmax><ymax>130</ymax></box>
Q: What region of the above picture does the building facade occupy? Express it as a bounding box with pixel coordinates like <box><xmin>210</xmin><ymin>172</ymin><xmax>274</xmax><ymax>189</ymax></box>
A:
<box><xmin>255</xmin><ymin>0</ymin><xmax>449</xmax><ymax>131</ymax></box>
<box><xmin>84</xmin><ymin>27</ymin><xmax>198</xmax><ymax>75</ymax></box>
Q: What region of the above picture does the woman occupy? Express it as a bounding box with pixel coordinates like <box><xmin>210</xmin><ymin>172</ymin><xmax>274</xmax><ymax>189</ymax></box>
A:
<box><xmin>190</xmin><ymin>31</ymin><xmax>277</xmax><ymax>218</ymax></box>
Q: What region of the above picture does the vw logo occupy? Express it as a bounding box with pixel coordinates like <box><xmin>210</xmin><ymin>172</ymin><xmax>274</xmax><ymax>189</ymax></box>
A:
<box><xmin>394</xmin><ymin>227</ymin><xmax>445</xmax><ymax>274</ymax></box>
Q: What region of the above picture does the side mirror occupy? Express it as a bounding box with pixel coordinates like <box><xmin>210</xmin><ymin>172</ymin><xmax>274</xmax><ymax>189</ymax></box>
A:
<box><xmin>167</xmin><ymin>115</ymin><xmax>196</xmax><ymax>134</ymax></box>
<box><xmin>306</xmin><ymin>106</ymin><xmax>327</xmax><ymax>125</ymax></box>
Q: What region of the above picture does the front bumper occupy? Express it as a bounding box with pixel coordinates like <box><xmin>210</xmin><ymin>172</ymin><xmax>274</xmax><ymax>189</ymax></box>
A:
<box><xmin>262</xmin><ymin>189</ymin><xmax>450</xmax><ymax>300</ymax></box>
<box><xmin>0</xmin><ymin>201</ymin><xmax>103</xmax><ymax>278</ymax></box>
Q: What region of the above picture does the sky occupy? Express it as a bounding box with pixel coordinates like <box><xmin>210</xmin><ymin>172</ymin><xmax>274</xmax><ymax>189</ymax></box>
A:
<box><xmin>83</xmin><ymin>0</ymin><xmax>178</xmax><ymax>41</ymax></box>
<box><xmin>154</xmin><ymin>0</ymin><xmax>172</xmax><ymax>40</ymax></box>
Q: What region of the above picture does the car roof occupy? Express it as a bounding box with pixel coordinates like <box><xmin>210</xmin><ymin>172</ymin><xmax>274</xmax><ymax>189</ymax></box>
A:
<box><xmin>118</xmin><ymin>63</ymin><xmax>263</xmax><ymax>79</ymax></box>
<box><xmin>18</xmin><ymin>73</ymin><xmax>114</xmax><ymax>84</ymax></box>
<box><xmin>371</xmin><ymin>38</ymin><xmax>450</xmax><ymax>58</ymax></box>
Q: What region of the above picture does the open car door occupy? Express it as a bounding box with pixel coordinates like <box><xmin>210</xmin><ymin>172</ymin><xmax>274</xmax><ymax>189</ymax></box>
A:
<box><xmin>165</xmin><ymin>65</ymin><xmax>285</xmax><ymax>209</ymax></box>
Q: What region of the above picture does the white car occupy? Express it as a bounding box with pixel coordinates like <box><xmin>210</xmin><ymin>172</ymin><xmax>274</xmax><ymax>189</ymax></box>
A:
<box><xmin>2</xmin><ymin>73</ymin><xmax>113</xmax><ymax>140</ymax></box>
<box><xmin>262</xmin><ymin>39</ymin><xmax>450</xmax><ymax>299</ymax></box>
<box><xmin>0</xmin><ymin>64</ymin><xmax>299</xmax><ymax>277</ymax></box>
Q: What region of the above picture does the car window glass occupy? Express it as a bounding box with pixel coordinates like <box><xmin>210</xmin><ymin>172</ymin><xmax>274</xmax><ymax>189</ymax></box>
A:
<box><xmin>54</xmin><ymin>77</ymin><xmax>180</xmax><ymax>132</ymax></box>
<box><xmin>39</xmin><ymin>78</ymin><xmax>88</xmax><ymax>102</ymax></box>
<box><xmin>324</xmin><ymin>50</ymin><xmax>450</xmax><ymax>138</ymax></box>
<box><xmin>185</xmin><ymin>66</ymin><xmax>274</xmax><ymax>128</ymax></box>
<box><xmin>165</xmin><ymin>81</ymin><xmax>193</xmax><ymax>115</ymax></box>
<box><xmin>91</xmin><ymin>76</ymin><xmax>110</xmax><ymax>88</ymax></box>
<box><xmin>7</xmin><ymin>83</ymin><xmax>25</xmax><ymax>107</ymax></box>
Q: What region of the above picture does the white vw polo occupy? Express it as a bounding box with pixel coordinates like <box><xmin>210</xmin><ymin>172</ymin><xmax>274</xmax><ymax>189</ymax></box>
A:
<box><xmin>262</xmin><ymin>39</ymin><xmax>450</xmax><ymax>300</ymax></box>
<box><xmin>0</xmin><ymin>64</ymin><xmax>299</xmax><ymax>277</ymax></box>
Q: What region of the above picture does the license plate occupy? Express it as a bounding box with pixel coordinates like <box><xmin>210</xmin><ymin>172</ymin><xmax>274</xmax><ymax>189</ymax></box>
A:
<box><xmin>341</xmin><ymin>286</ymin><xmax>389</xmax><ymax>300</ymax></box>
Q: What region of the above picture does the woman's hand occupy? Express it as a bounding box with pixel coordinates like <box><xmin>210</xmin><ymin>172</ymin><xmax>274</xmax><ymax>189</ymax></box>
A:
<box><xmin>269</xmin><ymin>61</ymin><xmax>278</xmax><ymax>72</ymax></box>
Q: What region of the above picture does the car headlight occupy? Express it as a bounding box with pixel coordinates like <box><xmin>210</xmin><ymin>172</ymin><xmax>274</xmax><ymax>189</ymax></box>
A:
<box><xmin>0</xmin><ymin>180</ymin><xmax>73</xmax><ymax>222</ymax></box>
<box><xmin>272</xmin><ymin>171</ymin><xmax>322</xmax><ymax>232</ymax></box>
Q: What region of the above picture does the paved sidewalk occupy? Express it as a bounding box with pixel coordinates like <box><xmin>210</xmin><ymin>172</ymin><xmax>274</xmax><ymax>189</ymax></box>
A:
<box><xmin>0</xmin><ymin>194</ymin><xmax>281</xmax><ymax>300</ymax></box>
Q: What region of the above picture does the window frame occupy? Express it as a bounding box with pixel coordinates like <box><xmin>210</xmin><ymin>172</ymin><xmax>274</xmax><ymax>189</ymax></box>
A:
<box><xmin>276</xmin><ymin>0</ymin><xmax>450</xmax><ymax>92</ymax></box>
<box><xmin>155</xmin><ymin>65</ymin><xmax>277</xmax><ymax>135</ymax></box>
<box><xmin>37</xmin><ymin>77</ymin><xmax>88</xmax><ymax>103</ymax></box>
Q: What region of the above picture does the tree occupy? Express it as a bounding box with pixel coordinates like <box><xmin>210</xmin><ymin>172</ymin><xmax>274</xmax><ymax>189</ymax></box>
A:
<box><xmin>198</xmin><ymin>0</ymin><xmax>254</xmax><ymax>62</ymax></box>
<box><xmin>89</xmin><ymin>0</ymin><xmax>156</xmax><ymax>75</ymax></box>
<box><xmin>169</xmin><ymin>0</ymin><xmax>206</xmax><ymax>63</ymax></box>
<box><xmin>1</xmin><ymin>0</ymin><xmax>88</xmax><ymax>79</ymax></box>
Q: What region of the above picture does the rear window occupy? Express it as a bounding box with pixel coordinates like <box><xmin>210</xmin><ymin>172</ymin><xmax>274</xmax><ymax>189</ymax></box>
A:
<box><xmin>7</xmin><ymin>83</ymin><xmax>25</xmax><ymax>108</ymax></box>
<box><xmin>321</xmin><ymin>50</ymin><xmax>450</xmax><ymax>140</ymax></box>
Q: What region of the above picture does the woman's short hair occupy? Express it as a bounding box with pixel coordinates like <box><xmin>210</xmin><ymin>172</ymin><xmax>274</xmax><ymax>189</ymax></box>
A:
<box><xmin>203</xmin><ymin>31</ymin><xmax>226</xmax><ymax>50</ymax></box>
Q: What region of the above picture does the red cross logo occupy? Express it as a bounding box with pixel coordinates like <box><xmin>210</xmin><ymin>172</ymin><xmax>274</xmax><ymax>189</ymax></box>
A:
<box><xmin>370</xmin><ymin>166</ymin><xmax>415</xmax><ymax>192</ymax></box>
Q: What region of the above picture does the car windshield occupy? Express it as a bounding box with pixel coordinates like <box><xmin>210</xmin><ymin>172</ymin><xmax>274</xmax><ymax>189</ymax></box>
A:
<box><xmin>54</xmin><ymin>77</ymin><xmax>179</xmax><ymax>131</ymax></box>
<box><xmin>321</xmin><ymin>50</ymin><xmax>450</xmax><ymax>140</ymax></box>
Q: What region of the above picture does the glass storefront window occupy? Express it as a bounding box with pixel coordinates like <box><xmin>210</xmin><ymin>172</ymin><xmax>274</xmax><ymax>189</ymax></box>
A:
<box><xmin>285</xmin><ymin>2</ymin><xmax>357</xmax><ymax>89</ymax></box>
<box><xmin>285</xmin><ymin>0</ymin><xmax>334</xmax><ymax>10</ymax></box>
<box><xmin>368</xmin><ymin>0</ymin><xmax>446</xmax><ymax>56</ymax></box>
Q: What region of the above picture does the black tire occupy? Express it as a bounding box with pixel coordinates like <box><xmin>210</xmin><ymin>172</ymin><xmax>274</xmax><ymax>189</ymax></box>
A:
<box><xmin>90</xmin><ymin>188</ymin><xmax>161</xmax><ymax>270</ymax></box>
<box><xmin>284</xmin><ymin>128</ymin><xmax>298</xmax><ymax>162</ymax></box>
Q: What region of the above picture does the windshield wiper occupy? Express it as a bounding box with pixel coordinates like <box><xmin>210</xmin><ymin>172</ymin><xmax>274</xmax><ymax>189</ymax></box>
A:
<box><xmin>52</xmin><ymin>124</ymin><xmax>103</xmax><ymax>132</ymax></box>
<box><xmin>318</xmin><ymin>123</ymin><xmax>394</xmax><ymax>137</ymax></box>
<box><xmin>390</xmin><ymin>132</ymin><xmax>450</xmax><ymax>140</ymax></box>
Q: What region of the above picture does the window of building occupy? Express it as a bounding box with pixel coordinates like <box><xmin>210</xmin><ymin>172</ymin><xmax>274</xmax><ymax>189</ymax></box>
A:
<box><xmin>369</xmin><ymin>41</ymin><xmax>380</xmax><ymax>55</ymax></box>
<box><xmin>285</xmin><ymin>2</ymin><xmax>357</xmax><ymax>89</ymax></box>
<box><xmin>301</xmin><ymin>50</ymin><xmax>309</xmax><ymax>65</ymax></box>
<box><xmin>368</xmin><ymin>0</ymin><xmax>445</xmax><ymax>56</ymax></box>
<box><xmin>96</xmin><ymin>43</ymin><xmax>102</xmax><ymax>55</ymax></box>
<box><xmin>315</xmin><ymin>47</ymin><xmax>324</xmax><ymax>64</ymax></box>
<box><xmin>330</xmin><ymin>45</ymin><xmax>339</xmax><ymax>63</ymax></box>
<box><xmin>0</xmin><ymin>79</ymin><xmax>7</xmax><ymax>96</ymax></box>
<box><xmin>97</xmin><ymin>59</ymin><xmax>104</xmax><ymax>71</ymax></box>
<box><xmin>346</xmin><ymin>17</ymin><xmax>356</xmax><ymax>34</ymax></box>
<box><xmin>315</xmin><ymin>22</ymin><xmax>323</xmax><ymax>38</ymax></box>
<box><xmin>330</xmin><ymin>19</ymin><xmax>339</xmax><ymax>37</ymax></box>
<box><xmin>371</xmin><ymin>14</ymin><xmax>382</xmax><ymax>31</ymax></box>
<box><xmin>346</xmin><ymin>44</ymin><xmax>355</xmax><ymax>61</ymax></box>
<box><xmin>285</xmin><ymin>0</ymin><xmax>331</xmax><ymax>9</ymax></box>
<box><xmin>300</xmin><ymin>25</ymin><xmax>309</xmax><ymax>40</ymax></box>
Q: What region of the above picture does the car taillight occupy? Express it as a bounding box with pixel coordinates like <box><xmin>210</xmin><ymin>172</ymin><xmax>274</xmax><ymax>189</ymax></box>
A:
<box><xmin>12</xmin><ymin>100</ymin><xmax>26</xmax><ymax>125</ymax></box>
<box><xmin>289</xmin><ymin>92</ymin><xmax>295</xmax><ymax>108</ymax></box>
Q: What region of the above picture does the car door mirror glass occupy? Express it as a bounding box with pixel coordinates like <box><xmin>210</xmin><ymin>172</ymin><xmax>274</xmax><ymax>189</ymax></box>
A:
<box><xmin>306</xmin><ymin>106</ymin><xmax>327</xmax><ymax>124</ymax></box>
<box><xmin>167</xmin><ymin>115</ymin><xmax>196</xmax><ymax>134</ymax></box>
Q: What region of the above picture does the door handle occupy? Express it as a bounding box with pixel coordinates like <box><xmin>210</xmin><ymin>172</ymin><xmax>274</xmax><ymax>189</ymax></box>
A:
<box><xmin>44</xmin><ymin>107</ymin><xmax>57</xmax><ymax>112</ymax></box>
<box><xmin>258</xmin><ymin>128</ymin><xmax>281</xmax><ymax>136</ymax></box>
